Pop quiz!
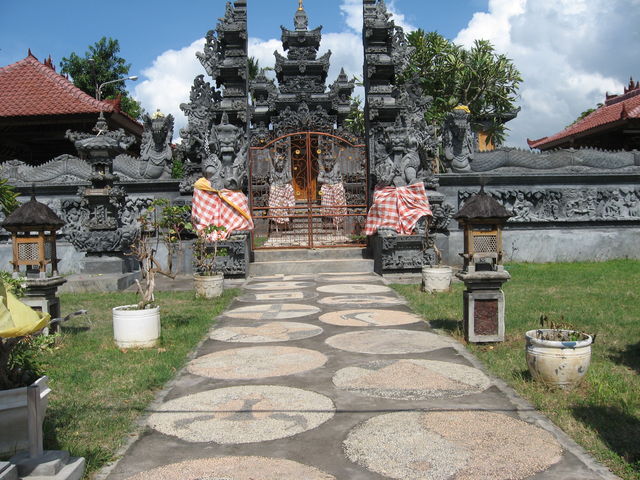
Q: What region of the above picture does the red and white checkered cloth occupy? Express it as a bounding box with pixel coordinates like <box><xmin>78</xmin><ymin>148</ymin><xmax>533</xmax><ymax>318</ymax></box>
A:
<box><xmin>364</xmin><ymin>182</ymin><xmax>432</xmax><ymax>235</ymax></box>
<box><xmin>320</xmin><ymin>183</ymin><xmax>347</xmax><ymax>226</ymax></box>
<box><xmin>268</xmin><ymin>183</ymin><xmax>296</xmax><ymax>224</ymax></box>
<box><xmin>192</xmin><ymin>178</ymin><xmax>254</xmax><ymax>241</ymax></box>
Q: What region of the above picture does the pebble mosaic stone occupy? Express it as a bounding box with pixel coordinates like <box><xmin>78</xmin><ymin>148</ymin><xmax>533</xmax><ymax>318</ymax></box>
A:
<box><xmin>326</xmin><ymin>329</ymin><xmax>453</xmax><ymax>354</ymax></box>
<box><xmin>344</xmin><ymin>411</ymin><xmax>563</xmax><ymax>480</ymax></box>
<box><xmin>316</xmin><ymin>283</ymin><xmax>393</xmax><ymax>294</ymax></box>
<box><xmin>244</xmin><ymin>281</ymin><xmax>315</xmax><ymax>291</ymax></box>
<box><xmin>125</xmin><ymin>456</ymin><xmax>336</xmax><ymax>480</ymax></box>
<box><xmin>317</xmin><ymin>274</ymin><xmax>383</xmax><ymax>283</ymax></box>
<box><xmin>236</xmin><ymin>291</ymin><xmax>318</xmax><ymax>303</ymax></box>
<box><xmin>224</xmin><ymin>303</ymin><xmax>321</xmax><ymax>320</ymax></box>
<box><xmin>210</xmin><ymin>321</ymin><xmax>323</xmax><ymax>343</ymax></box>
<box><xmin>188</xmin><ymin>346</ymin><xmax>328</xmax><ymax>379</ymax></box>
<box><xmin>333</xmin><ymin>359</ymin><xmax>491</xmax><ymax>400</ymax></box>
<box><xmin>148</xmin><ymin>386</ymin><xmax>335</xmax><ymax>444</ymax></box>
<box><xmin>319</xmin><ymin>309</ymin><xmax>422</xmax><ymax>327</ymax></box>
<box><xmin>317</xmin><ymin>295</ymin><xmax>406</xmax><ymax>306</ymax></box>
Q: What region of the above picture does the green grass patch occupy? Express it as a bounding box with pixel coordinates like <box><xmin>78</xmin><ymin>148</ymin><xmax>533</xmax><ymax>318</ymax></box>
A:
<box><xmin>18</xmin><ymin>289</ymin><xmax>237</xmax><ymax>477</ymax></box>
<box><xmin>392</xmin><ymin>259</ymin><xmax>640</xmax><ymax>480</ymax></box>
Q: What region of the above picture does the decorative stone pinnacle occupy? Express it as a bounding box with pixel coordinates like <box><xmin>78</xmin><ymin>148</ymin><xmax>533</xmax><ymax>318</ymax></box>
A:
<box><xmin>298</xmin><ymin>0</ymin><xmax>304</xmax><ymax>10</ymax></box>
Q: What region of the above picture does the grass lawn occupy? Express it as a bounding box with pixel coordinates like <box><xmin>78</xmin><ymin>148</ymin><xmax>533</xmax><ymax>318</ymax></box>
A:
<box><xmin>17</xmin><ymin>289</ymin><xmax>237</xmax><ymax>478</ymax></box>
<box><xmin>393</xmin><ymin>259</ymin><xmax>640</xmax><ymax>480</ymax></box>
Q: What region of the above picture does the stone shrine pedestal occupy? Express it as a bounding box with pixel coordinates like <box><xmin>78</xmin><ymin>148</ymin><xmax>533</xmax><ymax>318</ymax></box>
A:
<box><xmin>456</xmin><ymin>269</ymin><xmax>511</xmax><ymax>343</ymax></box>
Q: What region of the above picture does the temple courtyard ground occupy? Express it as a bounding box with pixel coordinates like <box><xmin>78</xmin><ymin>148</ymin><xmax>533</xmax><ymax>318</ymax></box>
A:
<box><xmin>88</xmin><ymin>269</ymin><xmax>627</xmax><ymax>480</ymax></box>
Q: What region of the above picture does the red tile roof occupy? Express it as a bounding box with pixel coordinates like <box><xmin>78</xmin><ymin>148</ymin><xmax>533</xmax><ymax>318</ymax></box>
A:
<box><xmin>528</xmin><ymin>80</ymin><xmax>640</xmax><ymax>149</ymax></box>
<box><xmin>0</xmin><ymin>52</ymin><xmax>116</xmax><ymax>117</ymax></box>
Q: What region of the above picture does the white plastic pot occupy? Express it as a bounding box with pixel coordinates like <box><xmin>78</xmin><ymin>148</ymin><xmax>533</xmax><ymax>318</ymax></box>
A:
<box><xmin>421</xmin><ymin>265</ymin><xmax>453</xmax><ymax>293</ymax></box>
<box><xmin>0</xmin><ymin>376</ymin><xmax>49</xmax><ymax>457</ymax></box>
<box><xmin>194</xmin><ymin>274</ymin><xmax>224</xmax><ymax>299</ymax></box>
<box><xmin>112</xmin><ymin>305</ymin><xmax>160</xmax><ymax>349</ymax></box>
<box><xmin>525</xmin><ymin>329</ymin><xmax>593</xmax><ymax>389</ymax></box>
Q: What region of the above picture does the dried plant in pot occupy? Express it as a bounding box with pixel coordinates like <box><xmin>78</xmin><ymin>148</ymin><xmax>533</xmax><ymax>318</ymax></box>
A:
<box><xmin>525</xmin><ymin>315</ymin><xmax>596</xmax><ymax>390</ymax></box>
<box><xmin>192</xmin><ymin>225</ymin><xmax>227</xmax><ymax>299</ymax></box>
<box><xmin>114</xmin><ymin>200</ymin><xmax>191</xmax><ymax>349</ymax></box>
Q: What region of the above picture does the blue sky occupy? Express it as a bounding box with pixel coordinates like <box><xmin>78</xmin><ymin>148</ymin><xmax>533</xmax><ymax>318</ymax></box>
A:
<box><xmin>1</xmin><ymin>0</ymin><xmax>639</xmax><ymax>147</ymax></box>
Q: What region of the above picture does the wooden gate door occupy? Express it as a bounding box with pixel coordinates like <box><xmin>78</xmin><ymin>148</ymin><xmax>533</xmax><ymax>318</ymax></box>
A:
<box><xmin>249</xmin><ymin>132</ymin><xmax>367</xmax><ymax>249</ymax></box>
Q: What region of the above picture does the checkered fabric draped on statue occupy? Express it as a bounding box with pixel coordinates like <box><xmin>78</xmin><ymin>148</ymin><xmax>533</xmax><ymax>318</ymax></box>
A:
<box><xmin>364</xmin><ymin>182</ymin><xmax>432</xmax><ymax>235</ymax></box>
<box><xmin>320</xmin><ymin>183</ymin><xmax>347</xmax><ymax>226</ymax></box>
<box><xmin>192</xmin><ymin>178</ymin><xmax>254</xmax><ymax>241</ymax></box>
<box><xmin>268</xmin><ymin>183</ymin><xmax>296</xmax><ymax>224</ymax></box>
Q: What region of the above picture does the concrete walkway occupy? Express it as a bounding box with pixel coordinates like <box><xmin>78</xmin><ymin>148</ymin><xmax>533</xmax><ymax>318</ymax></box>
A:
<box><xmin>100</xmin><ymin>273</ymin><xmax>617</xmax><ymax>480</ymax></box>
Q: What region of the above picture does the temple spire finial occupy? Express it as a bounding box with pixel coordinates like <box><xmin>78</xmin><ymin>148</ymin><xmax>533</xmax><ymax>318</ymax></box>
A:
<box><xmin>298</xmin><ymin>0</ymin><xmax>304</xmax><ymax>11</ymax></box>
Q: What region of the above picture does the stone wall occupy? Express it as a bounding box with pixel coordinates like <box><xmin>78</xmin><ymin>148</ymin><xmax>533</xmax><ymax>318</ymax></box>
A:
<box><xmin>438</xmin><ymin>171</ymin><xmax>640</xmax><ymax>265</ymax></box>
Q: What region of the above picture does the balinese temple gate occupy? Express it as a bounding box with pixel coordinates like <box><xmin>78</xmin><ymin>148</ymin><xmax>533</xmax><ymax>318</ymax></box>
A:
<box><xmin>179</xmin><ymin>0</ymin><xmax>452</xmax><ymax>273</ymax></box>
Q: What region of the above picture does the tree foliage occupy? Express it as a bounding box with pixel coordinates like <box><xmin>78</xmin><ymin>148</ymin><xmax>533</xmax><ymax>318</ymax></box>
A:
<box><xmin>403</xmin><ymin>30</ymin><xmax>522</xmax><ymax>145</ymax></box>
<box><xmin>60</xmin><ymin>37</ymin><xmax>142</xmax><ymax>119</ymax></box>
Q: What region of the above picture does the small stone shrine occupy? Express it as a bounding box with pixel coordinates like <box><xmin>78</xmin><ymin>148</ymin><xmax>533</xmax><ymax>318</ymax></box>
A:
<box><xmin>1</xmin><ymin>192</ymin><xmax>66</xmax><ymax>321</ymax></box>
<box><xmin>454</xmin><ymin>189</ymin><xmax>512</xmax><ymax>342</ymax></box>
<box><xmin>64</xmin><ymin>112</ymin><xmax>138</xmax><ymax>275</ymax></box>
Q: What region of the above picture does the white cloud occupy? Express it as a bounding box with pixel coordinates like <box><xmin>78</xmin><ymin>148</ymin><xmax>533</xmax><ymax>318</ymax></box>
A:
<box><xmin>133</xmin><ymin>38</ymin><xmax>205</xmax><ymax>138</ymax></box>
<box><xmin>453</xmin><ymin>0</ymin><xmax>640</xmax><ymax>147</ymax></box>
<box><xmin>340</xmin><ymin>0</ymin><xmax>415</xmax><ymax>34</ymax></box>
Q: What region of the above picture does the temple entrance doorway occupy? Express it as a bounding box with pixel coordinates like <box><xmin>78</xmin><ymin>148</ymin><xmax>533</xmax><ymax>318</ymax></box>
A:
<box><xmin>249</xmin><ymin>131</ymin><xmax>367</xmax><ymax>249</ymax></box>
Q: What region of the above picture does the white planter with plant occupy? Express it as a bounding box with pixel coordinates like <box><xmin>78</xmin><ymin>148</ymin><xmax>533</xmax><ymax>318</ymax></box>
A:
<box><xmin>421</xmin><ymin>265</ymin><xmax>453</xmax><ymax>293</ymax></box>
<box><xmin>193</xmin><ymin>225</ymin><xmax>226</xmax><ymax>299</ymax></box>
<box><xmin>114</xmin><ymin>200</ymin><xmax>190</xmax><ymax>349</ymax></box>
<box><xmin>525</xmin><ymin>315</ymin><xmax>594</xmax><ymax>389</ymax></box>
<box><xmin>421</xmin><ymin>240</ymin><xmax>452</xmax><ymax>293</ymax></box>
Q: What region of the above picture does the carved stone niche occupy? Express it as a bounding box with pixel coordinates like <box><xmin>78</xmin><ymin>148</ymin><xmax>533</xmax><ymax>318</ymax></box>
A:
<box><xmin>214</xmin><ymin>232</ymin><xmax>250</xmax><ymax>278</ymax></box>
<box><xmin>369</xmin><ymin>189</ymin><xmax>454</xmax><ymax>275</ymax></box>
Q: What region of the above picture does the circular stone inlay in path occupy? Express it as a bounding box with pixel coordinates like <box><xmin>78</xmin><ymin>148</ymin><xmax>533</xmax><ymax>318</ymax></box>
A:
<box><xmin>326</xmin><ymin>329</ymin><xmax>453</xmax><ymax>355</ymax></box>
<box><xmin>224</xmin><ymin>303</ymin><xmax>320</xmax><ymax>320</ymax></box>
<box><xmin>244</xmin><ymin>281</ymin><xmax>314</xmax><ymax>291</ymax></box>
<box><xmin>317</xmin><ymin>283</ymin><xmax>392</xmax><ymax>294</ymax></box>
<box><xmin>126</xmin><ymin>456</ymin><xmax>336</xmax><ymax>480</ymax></box>
<box><xmin>236</xmin><ymin>290</ymin><xmax>318</xmax><ymax>303</ymax></box>
<box><xmin>317</xmin><ymin>274</ymin><xmax>382</xmax><ymax>283</ymax></box>
<box><xmin>148</xmin><ymin>386</ymin><xmax>335</xmax><ymax>444</ymax></box>
<box><xmin>343</xmin><ymin>411</ymin><xmax>563</xmax><ymax>480</ymax></box>
<box><xmin>319</xmin><ymin>309</ymin><xmax>421</xmax><ymax>327</ymax></box>
<box><xmin>333</xmin><ymin>359</ymin><xmax>491</xmax><ymax>400</ymax></box>
<box><xmin>210</xmin><ymin>321</ymin><xmax>323</xmax><ymax>343</ymax></box>
<box><xmin>188</xmin><ymin>346</ymin><xmax>327</xmax><ymax>380</ymax></box>
<box><xmin>318</xmin><ymin>295</ymin><xmax>406</xmax><ymax>307</ymax></box>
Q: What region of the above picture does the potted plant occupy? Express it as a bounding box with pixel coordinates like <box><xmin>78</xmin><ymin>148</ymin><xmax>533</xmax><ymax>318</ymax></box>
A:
<box><xmin>525</xmin><ymin>314</ymin><xmax>595</xmax><ymax>390</ymax></box>
<box><xmin>421</xmin><ymin>236</ymin><xmax>452</xmax><ymax>293</ymax></box>
<box><xmin>113</xmin><ymin>200</ymin><xmax>190</xmax><ymax>349</ymax></box>
<box><xmin>192</xmin><ymin>224</ymin><xmax>227</xmax><ymax>299</ymax></box>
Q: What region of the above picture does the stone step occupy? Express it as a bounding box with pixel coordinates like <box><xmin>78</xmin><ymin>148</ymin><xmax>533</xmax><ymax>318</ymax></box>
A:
<box><xmin>253</xmin><ymin>247</ymin><xmax>367</xmax><ymax>262</ymax></box>
<box><xmin>248</xmin><ymin>257</ymin><xmax>374</xmax><ymax>276</ymax></box>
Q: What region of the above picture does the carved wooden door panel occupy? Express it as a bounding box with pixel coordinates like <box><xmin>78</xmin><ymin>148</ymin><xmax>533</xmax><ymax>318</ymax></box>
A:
<box><xmin>290</xmin><ymin>134</ymin><xmax>317</xmax><ymax>202</ymax></box>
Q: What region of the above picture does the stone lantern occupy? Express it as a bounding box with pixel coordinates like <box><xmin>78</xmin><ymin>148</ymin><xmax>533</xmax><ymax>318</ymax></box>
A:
<box><xmin>1</xmin><ymin>192</ymin><xmax>66</xmax><ymax>319</ymax></box>
<box><xmin>454</xmin><ymin>189</ymin><xmax>512</xmax><ymax>343</ymax></box>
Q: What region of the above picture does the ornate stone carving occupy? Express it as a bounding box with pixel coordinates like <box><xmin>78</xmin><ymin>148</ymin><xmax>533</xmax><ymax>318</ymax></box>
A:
<box><xmin>202</xmin><ymin>113</ymin><xmax>248</xmax><ymax>191</ymax></box>
<box><xmin>458</xmin><ymin>187</ymin><xmax>640</xmax><ymax>222</ymax></box>
<box><xmin>179</xmin><ymin>0</ymin><xmax>248</xmax><ymax>191</ymax></box>
<box><xmin>268</xmin><ymin>145</ymin><xmax>292</xmax><ymax>187</ymax></box>
<box><xmin>115</xmin><ymin>111</ymin><xmax>174</xmax><ymax>180</ymax></box>
<box><xmin>443</xmin><ymin>107</ymin><xmax>475</xmax><ymax>173</ymax></box>
<box><xmin>271</xmin><ymin>103</ymin><xmax>336</xmax><ymax>137</ymax></box>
